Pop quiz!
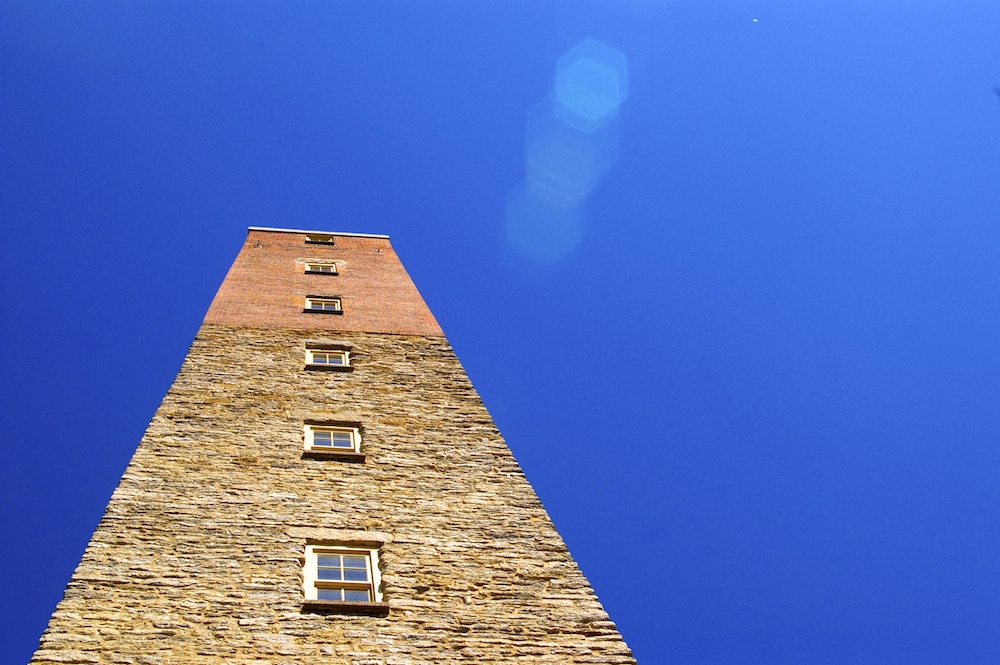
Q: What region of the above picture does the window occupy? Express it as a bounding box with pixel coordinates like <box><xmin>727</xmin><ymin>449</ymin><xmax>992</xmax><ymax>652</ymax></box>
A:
<box><xmin>306</xmin><ymin>348</ymin><xmax>349</xmax><ymax>367</ymax></box>
<box><xmin>304</xmin><ymin>344</ymin><xmax>353</xmax><ymax>373</ymax></box>
<box><xmin>303</xmin><ymin>544</ymin><xmax>386</xmax><ymax>613</ymax></box>
<box><xmin>308</xmin><ymin>547</ymin><xmax>378</xmax><ymax>601</ymax></box>
<box><xmin>305</xmin><ymin>233</ymin><xmax>335</xmax><ymax>244</ymax></box>
<box><xmin>305</xmin><ymin>424</ymin><xmax>361</xmax><ymax>453</ymax></box>
<box><xmin>302</xmin><ymin>423</ymin><xmax>364</xmax><ymax>461</ymax></box>
<box><xmin>304</xmin><ymin>297</ymin><xmax>342</xmax><ymax>314</ymax></box>
<box><xmin>305</xmin><ymin>262</ymin><xmax>338</xmax><ymax>275</ymax></box>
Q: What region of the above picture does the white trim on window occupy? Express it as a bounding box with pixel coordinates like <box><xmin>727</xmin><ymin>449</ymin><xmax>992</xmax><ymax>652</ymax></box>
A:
<box><xmin>306</xmin><ymin>348</ymin><xmax>350</xmax><ymax>367</ymax></box>
<box><xmin>304</xmin><ymin>424</ymin><xmax>361</xmax><ymax>453</ymax></box>
<box><xmin>305</xmin><ymin>233</ymin><xmax>336</xmax><ymax>244</ymax></box>
<box><xmin>305</xmin><ymin>262</ymin><xmax>338</xmax><ymax>274</ymax></box>
<box><xmin>304</xmin><ymin>544</ymin><xmax>382</xmax><ymax>602</ymax></box>
<box><xmin>305</xmin><ymin>297</ymin><xmax>342</xmax><ymax>312</ymax></box>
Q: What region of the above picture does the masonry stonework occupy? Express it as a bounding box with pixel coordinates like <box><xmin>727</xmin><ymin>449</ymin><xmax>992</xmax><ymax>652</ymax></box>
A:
<box><xmin>30</xmin><ymin>229</ymin><xmax>635</xmax><ymax>665</ymax></box>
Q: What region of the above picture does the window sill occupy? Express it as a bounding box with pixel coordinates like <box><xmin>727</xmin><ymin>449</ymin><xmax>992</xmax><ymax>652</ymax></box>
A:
<box><xmin>302</xmin><ymin>449</ymin><xmax>366</xmax><ymax>463</ymax></box>
<box><xmin>305</xmin><ymin>270</ymin><xmax>339</xmax><ymax>275</ymax></box>
<box><xmin>301</xmin><ymin>600</ymin><xmax>389</xmax><ymax>616</ymax></box>
<box><xmin>303</xmin><ymin>309</ymin><xmax>344</xmax><ymax>315</ymax></box>
<box><xmin>304</xmin><ymin>364</ymin><xmax>354</xmax><ymax>372</ymax></box>
<box><xmin>304</xmin><ymin>240</ymin><xmax>336</xmax><ymax>245</ymax></box>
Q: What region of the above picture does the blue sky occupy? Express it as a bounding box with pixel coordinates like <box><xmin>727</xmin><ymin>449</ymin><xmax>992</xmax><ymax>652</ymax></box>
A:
<box><xmin>3</xmin><ymin>2</ymin><xmax>1000</xmax><ymax>663</ymax></box>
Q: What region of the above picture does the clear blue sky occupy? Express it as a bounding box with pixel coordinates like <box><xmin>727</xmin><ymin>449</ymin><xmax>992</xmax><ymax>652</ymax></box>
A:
<box><xmin>3</xmin><ymin>2</ymin><xmax>1000</xmax><ymax>663</ymax></box>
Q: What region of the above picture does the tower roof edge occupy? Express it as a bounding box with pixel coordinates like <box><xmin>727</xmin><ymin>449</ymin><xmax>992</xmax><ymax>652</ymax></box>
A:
<box><xmin>248</xmin><ymin>226</ymin><xmax>390</xmax><ymax>239</ymax></box>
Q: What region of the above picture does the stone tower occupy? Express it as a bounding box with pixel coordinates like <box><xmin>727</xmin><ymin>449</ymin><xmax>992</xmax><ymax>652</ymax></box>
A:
<box><xmin>30</xmin><ymin>227</ymin><xmax>636</xmax><ymax>665</ymax></box>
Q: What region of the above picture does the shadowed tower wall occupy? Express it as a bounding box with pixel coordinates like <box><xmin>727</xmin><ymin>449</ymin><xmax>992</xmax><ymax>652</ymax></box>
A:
<box><xmin>30</xmin><ymin>228</ymin><xmax>636</xmax><ymax>665</ymax></box>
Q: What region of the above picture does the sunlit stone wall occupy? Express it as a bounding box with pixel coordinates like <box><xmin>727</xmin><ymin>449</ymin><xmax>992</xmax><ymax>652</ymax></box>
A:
<box><xmin>30</xmin><ymin>325</ymin><xmax>636</xmax><ymax>664</ymax></box>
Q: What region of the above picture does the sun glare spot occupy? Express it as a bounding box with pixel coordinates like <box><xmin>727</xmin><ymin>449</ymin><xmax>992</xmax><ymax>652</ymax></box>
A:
<box><xmin>505</xmin><ymin>187</ymin><xmax>585</xmax><ymax>261</ymax></box>
<box><xmin>554</xmin><ymin>39</ymin><xmax>628</xmax><ymax>133</ymax></box>
<box><xmin>503</xmin><ymin>38</ymin><xmax>627</xmax><ymax>262</ymax></box>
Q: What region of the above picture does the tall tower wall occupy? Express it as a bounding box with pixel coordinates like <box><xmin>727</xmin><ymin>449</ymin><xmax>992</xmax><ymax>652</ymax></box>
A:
<box><xmin>30</xmin><ymin>228</ymin><xmax>635</xmax><ymax>665</ymax></box>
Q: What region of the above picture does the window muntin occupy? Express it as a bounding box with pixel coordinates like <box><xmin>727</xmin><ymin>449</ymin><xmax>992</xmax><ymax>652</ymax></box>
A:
<box><xmin>305</xmin><ymin>425</ymin><xmax>360</xmax><ymax>453</ymax></box>
<box><xmin>314</xmin><ymin>429</ymin><xmax>353</xmax><ymax>449</ymax></box>
<box><xmin>306</xmin><ymin>348</ymin><xmax>349</xmax><ymax>366</ymax></box>
<box><xmin>304</xmin><ymin>545</ymin><xmax>382</xmax><ymax>602</ymax></box>
<box><xmin>317</xmin><ymin>553</ymin><xmax>371</xmax><ymax>601</ymax></box>
<box><xmin>305</xmin><ymin>297</ymin><xmax>342</xmax><ymax>312</ymax></box>
<box><xmin>305</xmin><ymin>263</ymin><xmax>338</xmax><ymax>274</ymax></box>
<box><xmin>305</xmin><ymin>234</ymin><xmax>335</xmax><ymax>244</ymax></box>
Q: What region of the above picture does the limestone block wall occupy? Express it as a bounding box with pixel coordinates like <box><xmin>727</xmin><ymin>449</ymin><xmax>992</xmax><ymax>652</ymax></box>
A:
<box><xmin>31</xmin><ymin>325</ymin><xmax>635</xmax><ymax>665</ymax></box>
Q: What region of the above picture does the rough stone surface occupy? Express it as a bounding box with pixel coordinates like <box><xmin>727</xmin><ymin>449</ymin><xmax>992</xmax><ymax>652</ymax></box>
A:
<box><xmin>31</xmin><ymin>326</ymin><xmax>636</xmax><ymax>664</ymax></box>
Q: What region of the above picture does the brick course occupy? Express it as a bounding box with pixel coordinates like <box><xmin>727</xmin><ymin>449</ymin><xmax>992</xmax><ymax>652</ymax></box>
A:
<box><xmin>205</xmin><ymin>230</ymin><xmax>443</xmax><ymax>337</ymax></box>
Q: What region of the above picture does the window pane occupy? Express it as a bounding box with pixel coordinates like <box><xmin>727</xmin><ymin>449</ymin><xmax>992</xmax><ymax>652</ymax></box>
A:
<box><xmin>343</xmin><ymin>589</ymin><xmax>370</xmax><ymax>602</ymax></box>
<box><xmin>310</xmin><ymin>352</ymin><xmax>345</xmax><ymax>365</ymax></box>
<box><xmin>317</xmin><ymin>588</ymin><xmax>342</xmax><ymax>600</ymax></box>
<box><xmin>343</xmin><ymin>569</ymin><xmax>368</xmax><ymax>582</ymax></box>
<box><xmin>343</xmin><ymin>555</ymin><xmax>367</xmax><ymax>569</ymax></box>
<box><xmin>317</xmin><ymin>555</ymin><xmax>341</xmax><ymax>568</ymax></box>
<box><xmin>317</xmin><ymin>568</ymin><xmax>343</xmax><ymax>580</ymax></box>
<box><xmin>313</xmin><ymin>432</ymin><xmax>332</xmax><ymax>446</ymax></box>
<box><xmin>331</xmin><ymin>433</ymin><xmax>353</xmax><ymax>448</ymax></box>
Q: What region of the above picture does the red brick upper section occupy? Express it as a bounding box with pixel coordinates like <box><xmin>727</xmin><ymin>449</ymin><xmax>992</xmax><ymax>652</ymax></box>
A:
<box><xmin>204</xmin><ymin>229</ymin><xmax>444</xmax><ymax>337</ymax></box>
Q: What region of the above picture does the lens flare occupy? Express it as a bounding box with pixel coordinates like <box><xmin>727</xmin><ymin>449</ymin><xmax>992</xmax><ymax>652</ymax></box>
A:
<box><xmin>505</xmin><ymin>186</ymin><xmax>585</xmax><ymax>261</ymax></box>
<box><xmin>554</xmin><ymin>39</ymin><xmax>628</xmax><ymax>133</ymax></box>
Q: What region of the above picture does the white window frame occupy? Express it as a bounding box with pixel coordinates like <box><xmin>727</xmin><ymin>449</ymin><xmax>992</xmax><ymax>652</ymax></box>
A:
<box><xmin>306</xmin><ymin>348</ymin><xmax>350</xmax><ymax>367</ymax></box>
<box><xmin>304</xmin><ymin>544</ymin><xmax>382</xmax><ymax>602</ymax></box>
<box><xmin>305</xmin><ymin>297</ymin><xmax>342</xmax><ymax>312</ymax></box>
<box><xmin>305</xmin><ymin>233</ymin><xmax>335</xmax><ymax>244</ymax></box>
<box><xmin>305</xmin><ymin>262</ymin><xmax>338</xmax><ymax>274</ymax></box>
<box><xmin>304</xmin><ymin>424</ymin><xmax>361</xmax><ymax>453</ymax></box>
